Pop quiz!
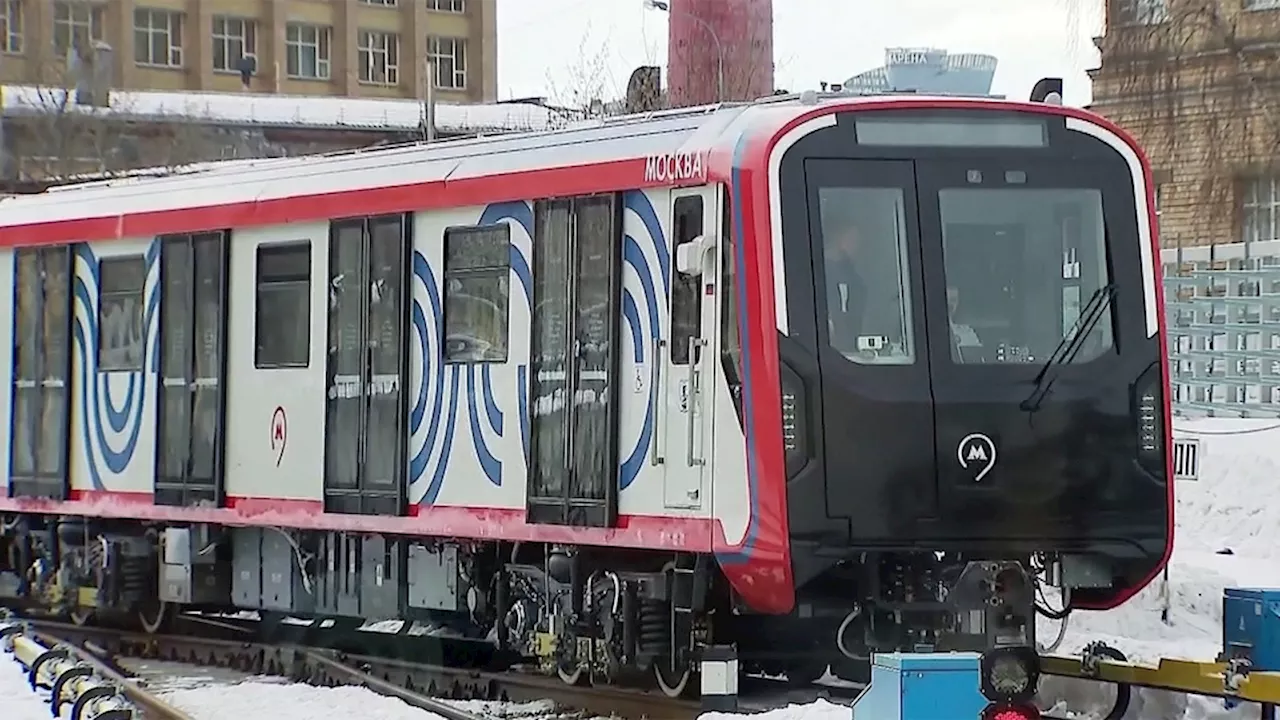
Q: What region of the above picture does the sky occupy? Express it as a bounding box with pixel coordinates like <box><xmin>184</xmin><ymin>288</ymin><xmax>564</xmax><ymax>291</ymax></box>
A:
<box><xmin>495</xmin><ymin>0</ymin><xmax>1105</xmax><ymax>107</ymax></box>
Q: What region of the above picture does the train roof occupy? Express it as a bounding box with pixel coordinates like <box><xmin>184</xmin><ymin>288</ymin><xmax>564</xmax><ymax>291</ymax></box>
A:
<box><xmin>0</xmin><ymin>92</ymin><xmax>1112</xmax><ymax>245</ymax></box>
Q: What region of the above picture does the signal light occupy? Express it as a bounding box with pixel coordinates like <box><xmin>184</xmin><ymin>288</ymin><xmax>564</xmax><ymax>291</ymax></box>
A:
<box><xmin>981</xmin><ymin>704</ymin><xmax>1040</xmax><ymax>720</ymax></box>
<box><xmin>979</xmin><ymin>646</ymin><xmax>1042</xmax><ymax>720</ymax></box>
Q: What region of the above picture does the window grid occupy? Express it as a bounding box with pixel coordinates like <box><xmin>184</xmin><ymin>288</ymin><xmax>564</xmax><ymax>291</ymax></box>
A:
<box><xmin>211</xmin><ymin>15</ymin><xmax>256</xmax><ymax>73</ymax></box>
<box><xmin>428</xmin><ymin>36</ymin><xmax>467</xmax><ymax>90</ymax></box>
<box><xmin>286</xmin><ymin>22</ymin><xmax>331</xmax><ymax>80</ymax></box>
<box><xmin>1113</xmin><ymin>0</ymin><xmax>1170</xmax><ymax>26</ymax></box>
<box><xmin>0</xmin><ymin>0</ymin><xmax>22</xmax><ymax>53</ymax></box>
<box><xmin>1242</xmin><ymin>177</ymin><xmax>1280</xmax><ymax>245</ymax></box>
<box><xmin>134</xmin><ymin>8</ymin><xmax>183</xmax><ymax>68</ymax></box>
<box><xmin>360</xmin><ymin>0</ymin><xmax>398</xmax><ymax>5</ymax></box>
<box><xmin>53</xmin><ymin>1</ymin><xmax>105</xmax><ymax>56</ymax></box>
<box><xmin>428</xmin><ymin>0</ymin><xmax>467</xmax><ymax>12</ymax></box>
<box><xmin>358</xmin><ymin>30</ymin><xmax>399</xmax><ymax>85</ymax></box>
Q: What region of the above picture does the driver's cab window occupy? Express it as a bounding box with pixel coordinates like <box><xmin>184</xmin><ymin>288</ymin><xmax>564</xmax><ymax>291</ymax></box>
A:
<box><xmin>443</xmin><ymin>223</ymin><xmax>511</xmax><ymax>363</ymax></box>
<box><xmin>819</xmin><ymin>187</ymin><xmax>916</xmax><ymax>365</ymax></box>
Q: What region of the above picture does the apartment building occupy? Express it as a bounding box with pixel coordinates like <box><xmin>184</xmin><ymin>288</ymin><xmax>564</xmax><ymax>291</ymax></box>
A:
<box><xmin>1089</xmin><ymin>0</ymin><xmax>1280</xmax><ymax>249</ymax></box>
<box><xmin>0</xmin><ymin>0</ymin><xmax>497</xmax><ymax>103</ymax></box>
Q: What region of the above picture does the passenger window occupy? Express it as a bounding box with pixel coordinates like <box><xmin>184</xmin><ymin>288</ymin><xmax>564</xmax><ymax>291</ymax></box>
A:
<box><xmin>939</xmin><ymin>188</ymin><xmax>1111</xmax><ymax>364</ymax></box>
<box><xmin>97</xmin><ymin>255</ymin><xmax>147</xmax><ymax>372</ymax></box>
<box><xmin>444</xmin><ymin>224</ymin><xmax>510</xmax><ymax>363</ymax></box>
<box><xmin>255</xmin><ymin>242</ymin><xmax>312</xmax><ymax>368</ymax></box>
<box><xmin>670</xmin><ymin>195</ymin><xmax>704</xmax><ymax>364</ymax></box>
<box><xmin>818</xmin><ymin>187</ymin><xmax>916</xmax><ymax>365</ymax></box>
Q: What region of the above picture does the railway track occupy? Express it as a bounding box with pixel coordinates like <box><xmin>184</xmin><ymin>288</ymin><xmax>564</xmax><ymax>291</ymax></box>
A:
<box><xmin>1</xmin><ymin>610</ymin><xmax>860</xmax><ymax>720</ymax></box>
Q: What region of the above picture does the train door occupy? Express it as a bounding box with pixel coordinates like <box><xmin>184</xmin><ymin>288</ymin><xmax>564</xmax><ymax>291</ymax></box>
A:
<box><xmin>805</xmin><ymin>159</ymin><xmax>940</xmax><ymax>530</ymax></box>
<box><xmin>526</xmin><ymin>195</ymin><xmax>623</xmax><ymax>527</ymax></box>
<box><xmin>323</xmin><ymin>214</ymin><xmax>410</xmax><ymax>516</ymax></box>
<box><xmin>155</xmin><ymin>232</ymin><xmax>230</xmax><ymax>507</ymax></box>
<box><xmin>9</xmin><ymin>246</ymin><xmax>73</xmax><ymax>499</ymax></box>
<box><xmin>660</xmin><ymin>189</ymin><xmax>719</xmax><ymax>510</ymax></box>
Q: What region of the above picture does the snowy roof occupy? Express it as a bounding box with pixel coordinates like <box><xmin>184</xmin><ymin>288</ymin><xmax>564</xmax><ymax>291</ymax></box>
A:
<box><xmin>0</xmin><ymin>84</ymin><xmax>567</xmax><ymax>135</ymax></box>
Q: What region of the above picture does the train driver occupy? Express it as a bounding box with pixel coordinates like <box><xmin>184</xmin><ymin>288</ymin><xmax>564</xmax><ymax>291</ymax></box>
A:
<box><xmin>825</xmin><ymin>221</ymin><xmax>868</xmax><ymax>353</ymax></box>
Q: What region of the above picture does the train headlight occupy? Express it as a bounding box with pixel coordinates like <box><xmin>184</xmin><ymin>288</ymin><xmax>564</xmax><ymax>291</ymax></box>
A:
<box><xmin>979</xmin><ymin>645</ymin><xmax>1040</xmax><ymax>705</ymax></box>
<box><xmin>779</xmin><ymin>362</ymin><xmax>809</xmax><ymax>477</ymax></box>
<box><xmin>1132</xmin><ymin>361</ymin><xmax>1165</xmax><ymax>477</ymax></box>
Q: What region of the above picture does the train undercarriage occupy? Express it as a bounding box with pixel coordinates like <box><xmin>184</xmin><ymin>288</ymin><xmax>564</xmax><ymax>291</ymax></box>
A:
<box><xmin>0</xmin><ymin>513</ymin><xmax>1045</xmax><ymax>697</ymax></box>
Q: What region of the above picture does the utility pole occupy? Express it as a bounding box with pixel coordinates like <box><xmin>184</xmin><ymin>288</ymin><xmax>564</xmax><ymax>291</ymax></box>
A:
<box><xmin>422</xmin><ymin>58</ymin><xmax>437</xmax><ymax>143</ymax></box>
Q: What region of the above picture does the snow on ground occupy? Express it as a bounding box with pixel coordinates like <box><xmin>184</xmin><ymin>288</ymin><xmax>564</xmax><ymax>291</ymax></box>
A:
<box><xmin>0</xmin><ymin>646</ymin><xmax>62</xmax><ymax>720</ymax></box>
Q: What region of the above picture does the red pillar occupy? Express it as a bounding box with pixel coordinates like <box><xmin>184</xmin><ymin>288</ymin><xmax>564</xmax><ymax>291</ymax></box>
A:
<box><xmin>666</xmin><ymin>0</ymin><xmax>773</xmax><ymax>108</ymax></box>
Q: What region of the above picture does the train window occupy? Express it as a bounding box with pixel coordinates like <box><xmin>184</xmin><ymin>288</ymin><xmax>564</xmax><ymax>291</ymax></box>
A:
<box><xmin>97</xmin><ymin>255</ymin><xmax>147</xmax><ymax>372</ymax></box>
<box><xmin>819</xmin><ymin>188</ymin><xmax>916</xmax><ymax>364</ymax></box>
<box><xmin>13</xmin><ymin>247</ymin><xmax>70</xmax><ymax>479</ymax></box>
<box><xmin>255</xmin><ymin>242</ymin><xmax>312</xmax><ymax>368</ymax></box>
<box><xmin>670</xmin><ymin>195</ymin><xmax>704</xmax><ymax>364</ymax></box>
<box><xmin>444</xmin><ymin>223</ymin><xmax>510</xmax><ymax>363</ymax></box>
<box><xmin>939</xmin><ymin>188</ymin><xmax>1112</xmax><ymax>364</ymax></box>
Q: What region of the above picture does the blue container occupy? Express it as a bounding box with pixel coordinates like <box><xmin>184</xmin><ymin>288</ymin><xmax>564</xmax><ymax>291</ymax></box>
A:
<box><xmin>1223</xmin><ymin>587</ymin><xmax>1280</xmax><ymax>672</ymax></box>
<box><xmin>851</xmin><ymin>652</ymin><xmax>987</xmax><ymax>720</ymax></box>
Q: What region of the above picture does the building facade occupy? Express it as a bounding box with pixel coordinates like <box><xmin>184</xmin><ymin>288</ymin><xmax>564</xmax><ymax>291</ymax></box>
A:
<box><xmin>1090</xmin><ymin>0</ymin><xmax>1280</xmax><ymax>250</ymax></box>
<box><xmin>839</xmin><ymin>47</ymin><xmax>997</xmax><ymax>97</ymax></box>
<box><xmin>666</xmin><ymin>0</ymin><xmax>773</xmax><ymax>108</ymax></box>
<box><xmin>1091</xmin><ymin>1</ymin><xmax>1280</xmax><ymax>417</ymax></box>
<box><xmin>0</xmin><ymin>0</ymin><xmax>497</xmax><ymax>103</ymax></box>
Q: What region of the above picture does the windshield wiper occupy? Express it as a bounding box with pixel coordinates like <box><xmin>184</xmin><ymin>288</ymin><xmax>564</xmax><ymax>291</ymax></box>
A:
<box><xmin>1019</xmin><ymin>282</ymin><xmax>1116</xmax><ymax>413</ymax></box>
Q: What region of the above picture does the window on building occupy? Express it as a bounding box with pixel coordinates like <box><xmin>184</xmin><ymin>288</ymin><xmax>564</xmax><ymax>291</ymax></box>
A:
<box><xmin>1112</xmin><ymin>0</ymin><xmax>1169</xmax><ymax>25</ymax></box>
<box><xmin>1242</xmin><ymin>177</ymin><xmax>1280</xmax><ymax>245</ymax></box>
<box><xmin>428</xmin><ymin>36</ymin><xmax>467</xmax><ymax>89</ymax></box>
<box><xmin>358</xmin><ymin>30</ymin><xmax>399</xmax><ymax>85</ymax></box>
<box><xmin>428</xmin><ymin>0</ymin><xmax>467</xmax><ymax>12</ymax></box>
<box><xmin>212</xmin><ymin>15</ymin><xmax>256</xmax><ymax>73</ymax></box>
<box><xmin>53</xmin><ymin>1</ymin><xmax>104</xmax><ymax>56</ymax></box>
<box><xmin>360</xmin><ymin>0</ymin><xmax>398</xmax><ymax>5</ymax></box>
<box><xmin>98</xmin><ymin>256</ymin><xmax>147</xmax><ymax>372</ymax></box>
<box><xmin>255</xmin><ymin>242</ymin><xmax>312</xmax><ymax>368</ymax></box>
<box><xmin>0</xmin><ymin>0</ymin><xmax>22</xmax><ymax>54</ymax></box>
<box><xmin>1244</xmin><ymin>0</ymin><xmax>1280</xmax><ymax>10</ymax></box>
<box><xmin>134</xmin><ymin>9</ymin><xmax>183</xmax><ymax>67</ymax></box>
<box><xmin>443</xmin><ymin>224</ymin><xmax>510</xmax><ymax>363</ymax></box>
<box><xmin>286</xmin><ymin>23</ymin><xmax>331</xmax><ymax>80</ymax></box>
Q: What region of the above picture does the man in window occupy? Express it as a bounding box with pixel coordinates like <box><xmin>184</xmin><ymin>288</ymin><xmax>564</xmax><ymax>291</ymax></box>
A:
<box><xmin>948</xmin><ymin>285</ymin><xmax>984</xmax><ymax>361</ymax></box>
<box><xmin>825</xmin><ymin>221</ymin><xmax>867</xmax><ymax>354</ymax></box>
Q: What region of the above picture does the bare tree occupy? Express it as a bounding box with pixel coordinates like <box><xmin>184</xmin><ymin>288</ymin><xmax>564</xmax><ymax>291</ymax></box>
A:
<box><xmin>545</xmin><ymin>23</ymin><xmax>622</xmax><ymax>117</ymax></box>
<box><xmin>6</xmin><ymin>43</ymin><xmax>229</xmax><ymax>183</ymax></box>
<box><xmin>1092</xmin><ymin>0</ymin><xmax>1280</xmax><ymax>248</ymax></box>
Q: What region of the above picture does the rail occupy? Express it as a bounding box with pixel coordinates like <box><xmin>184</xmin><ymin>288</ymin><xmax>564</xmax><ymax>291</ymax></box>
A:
<box><xmin>0</xmin><ymin>616</ymin><xmax>195</xmax><ymax>720</ymax></box>
<box><xmin>12</xmin><ymin>616</ymin><xmax>708</xmax><ymax>720</ymax></box>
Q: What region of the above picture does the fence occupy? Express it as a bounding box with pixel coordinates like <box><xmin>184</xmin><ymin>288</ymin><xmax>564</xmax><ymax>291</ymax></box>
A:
<box><xmin>1162</xmin><ymin>239</ymin><xmax>1280</xmax><ymax>418</ymax></box>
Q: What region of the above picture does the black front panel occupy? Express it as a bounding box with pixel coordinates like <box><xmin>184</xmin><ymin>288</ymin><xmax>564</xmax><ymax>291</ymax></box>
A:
<box><xmin>155</xmin><ymin>232</ymin><xmax>229</xmax><ymax>507</ymax></box>
<box><xmin>10</xmin><ymin>246</ymin><xmax>72</xmax><ymax>499</ymax></box>
<box><xmin>781</xmin><ymin>110</ymin><xmax>1167</xmax><ymax>564</ymax></box>
<box><xmin>527</xmin><ymin>195</ymin><xmax>622</xmax><ymax>527</ymax></box>
<box><xmin>323</xmin><ymin>215</ymin><xmax>410</xmax><ymax>516</ymax></box>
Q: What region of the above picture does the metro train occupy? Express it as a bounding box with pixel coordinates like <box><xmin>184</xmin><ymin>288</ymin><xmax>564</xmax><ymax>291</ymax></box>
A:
<box><xmin>0</xmin><ymin>77</ymin><xmax>1171</xmax><ymax>695</ymax></box>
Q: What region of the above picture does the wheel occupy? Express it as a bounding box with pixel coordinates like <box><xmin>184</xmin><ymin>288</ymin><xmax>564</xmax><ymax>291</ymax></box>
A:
<box><xmin>786</xmin><ymin>660</ymin><xmax>827</xmax><ymax>686</ymax></box>
<box><xmin>556</xmin><ymin>659</ymin><xmax>585</xmax><ymax>686</ymax></box>
<box><xmin>654</xmin><ymin>658</ymin><xmax>693</xmax><ymax>698</ymax></box>
<box><xmin>139</xmin><ymin>601</ymin><xmax>169</xmax><ymax>634</ymax></box>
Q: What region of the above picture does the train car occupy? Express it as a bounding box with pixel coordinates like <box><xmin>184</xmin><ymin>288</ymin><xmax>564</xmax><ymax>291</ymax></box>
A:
<box><xmin>0</xmin><ymin>78</ymin><xmax>1171</xmax><ymax>695</ymax></box>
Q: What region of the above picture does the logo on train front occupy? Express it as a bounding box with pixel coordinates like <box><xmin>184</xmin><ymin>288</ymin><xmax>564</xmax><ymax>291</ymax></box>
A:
<box><xmin>957</xmin><ymin>432</ymin><xmax>997</xmax><ymax>483</ymax></box>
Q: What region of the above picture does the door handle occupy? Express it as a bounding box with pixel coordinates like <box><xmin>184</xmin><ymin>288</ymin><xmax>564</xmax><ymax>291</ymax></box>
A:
<box><xmin>651</xmin><ymin>337</ymin><xmax>666</xmax><ymax>466</ymax></box>
<box><xmin>686</xmin><ymin>336</ymin><xmax>706</xmax><ymax>467</ymax></box>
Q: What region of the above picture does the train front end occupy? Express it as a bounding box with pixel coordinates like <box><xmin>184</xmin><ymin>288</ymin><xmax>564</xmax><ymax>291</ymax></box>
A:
<box><xmin>752</xmin><ymin>89</ymin><xmax>1171</xmax><ymax>674</ymax></box>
